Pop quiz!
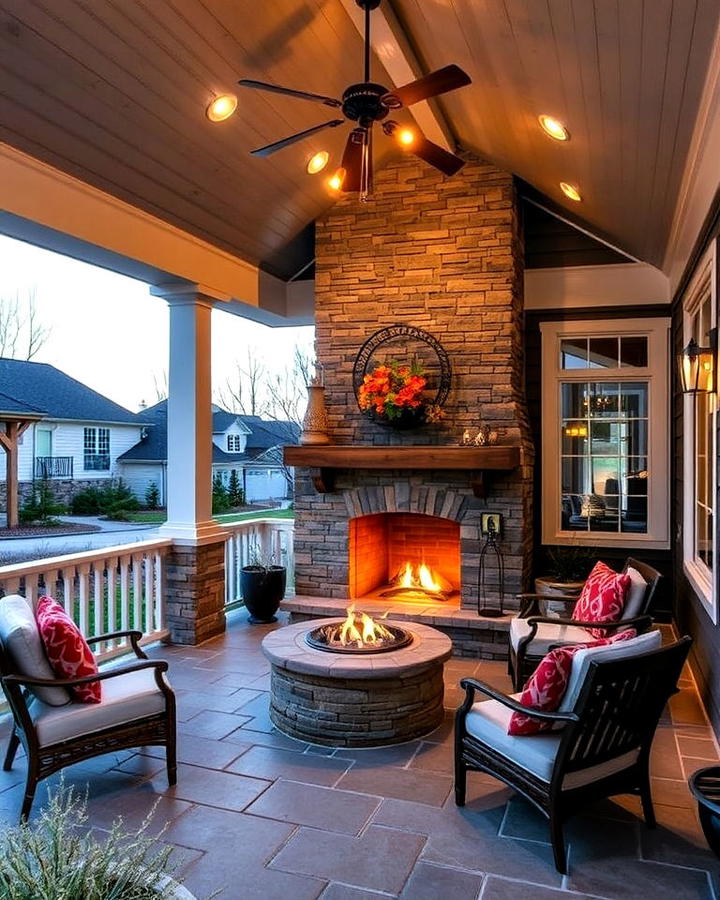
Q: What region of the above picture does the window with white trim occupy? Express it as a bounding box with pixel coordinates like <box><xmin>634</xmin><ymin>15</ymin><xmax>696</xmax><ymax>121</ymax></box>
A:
<box><xmin>541</xmin><ymin>318</ymin><xmax>670</xmax><ymax>548</ymax></box>
<box><xmin>683</xmin><ymin>245</ymin><xmax>717</xmax><ymax>620</ymax></box>
<box><xmin>83</xmin><ymin>427</ymin><xmax>110</xmax><ymax>471</ymax></box>
<box><xmin>227</xmin><ymin>434</ymin><xmax>242</xmax><ymax>452</ymax></box>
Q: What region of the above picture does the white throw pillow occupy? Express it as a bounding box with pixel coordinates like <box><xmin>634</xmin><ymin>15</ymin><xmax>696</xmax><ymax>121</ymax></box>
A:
<box><xmin>559</xmin><ymin>630</ymin><xmax>662</xmax><ymax>713</ymax></box>
<box><xmin>0</xmin><ymin>594</ymin><xmax>70</xmax><ymax>707</ymax></box>
<box><xmin>622</xmin><ymin>566</ymin><xmax>649</xmax><ymax>620</ymax></box>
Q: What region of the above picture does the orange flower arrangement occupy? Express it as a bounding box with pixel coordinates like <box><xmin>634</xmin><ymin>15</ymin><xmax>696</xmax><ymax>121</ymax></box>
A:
<box><xmin>358</xmin><ymin>360</ymin><xmax>430</xmax><ymax>421</ymax></box>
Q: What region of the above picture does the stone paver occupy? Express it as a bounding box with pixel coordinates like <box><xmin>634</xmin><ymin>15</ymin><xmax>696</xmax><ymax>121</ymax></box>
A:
<box><xmin>0</xmin><ymin>612</ymin><xmax>717</xmax><ymax>898</ymax></box>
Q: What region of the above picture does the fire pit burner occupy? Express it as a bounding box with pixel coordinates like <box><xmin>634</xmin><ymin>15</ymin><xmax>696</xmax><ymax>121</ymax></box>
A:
<box><xmin>304</xmin><ymin>605</ymin><xmax>413</xmax><ymax>653</ymax></box>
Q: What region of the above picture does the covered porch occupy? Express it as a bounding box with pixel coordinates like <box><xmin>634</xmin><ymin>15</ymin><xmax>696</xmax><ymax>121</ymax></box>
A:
<box><xmin>2</xmin><ymin>0</ymin><xmax>720</xmax><ymax>893</ymax></box>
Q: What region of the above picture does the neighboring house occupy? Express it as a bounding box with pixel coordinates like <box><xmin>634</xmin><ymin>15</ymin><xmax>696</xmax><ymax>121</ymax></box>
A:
<box><xmin>117</xmin><ymin>400</ymin><xmax>299</xmax><ymax>505</ymax></box>
<box><xmin>0</xmin><ymin>358</ymin><xmax>147</xmax><ymax>507</ymax></box>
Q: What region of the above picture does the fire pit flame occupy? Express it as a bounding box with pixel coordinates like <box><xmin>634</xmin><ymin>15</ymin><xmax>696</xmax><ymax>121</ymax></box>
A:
<box><xmin>306</xmin><ymin>606</ymin><xmax>413</xmax><ymax>654</ymax></box>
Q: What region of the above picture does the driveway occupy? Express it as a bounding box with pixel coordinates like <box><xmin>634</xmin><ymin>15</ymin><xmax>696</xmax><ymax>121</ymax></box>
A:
<box><xmin>0</xmin><ymin>517</ymin><xmax>160</xmax><ymax>558</ymax></box>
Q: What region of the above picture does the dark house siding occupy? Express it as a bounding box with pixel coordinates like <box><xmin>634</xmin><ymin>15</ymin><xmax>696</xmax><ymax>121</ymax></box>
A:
<box><xmin>525</xmin><ymin>305</ymin><xmax>673</xmax><ymax>620</ymax></box>
<box><xmin>671</xmin><ymin>233</ymin><xmax>720</xmax><ymax>733</ymax></box>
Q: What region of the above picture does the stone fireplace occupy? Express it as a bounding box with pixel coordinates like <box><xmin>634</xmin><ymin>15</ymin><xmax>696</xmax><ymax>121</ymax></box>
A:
<box><xmin>288</xmin><ymin>152</ymin><xmax>534</xmax><ymax>643</ymax></box>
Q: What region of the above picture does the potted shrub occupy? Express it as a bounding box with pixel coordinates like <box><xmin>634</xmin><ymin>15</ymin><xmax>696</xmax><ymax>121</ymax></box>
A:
<box><xmin>241</xmin><ymin>552</ymin><xmax>286</xmax><ymax>624</ymax></box>
<box><xmin>534</xmin><ymin>546</ymin><xmax>594</xmax><ymax>615</ymax></box>
<box><xmin>0</xmin><ymin>782</ymin><xmax>203</xmax><ymax>899</ymax></box>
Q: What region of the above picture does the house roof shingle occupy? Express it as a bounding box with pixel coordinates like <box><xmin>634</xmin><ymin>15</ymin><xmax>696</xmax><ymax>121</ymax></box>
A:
<box><xmin>0</xmin><ymin>358</ymin><xmax>144</xmax><ymax>425</ymax></box>
<box><xmin>117</xmin><ymin>400</ymin><xmax>298</xmax><ymax>463</ymax></box>
<box><xmin>0</xmin><ymin>389</ymin><xmax>47</xmax><ymax>418</ymax></box>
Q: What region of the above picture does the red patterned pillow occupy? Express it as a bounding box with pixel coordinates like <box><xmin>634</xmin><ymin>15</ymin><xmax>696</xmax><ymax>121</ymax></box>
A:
<box><xmin>572</xmin><ymin>561</ymin><xmax>632</xmax><ymax>639</ymax></box>
<box><xmin>35</xmin><ymin>596</ymin><xmax>101</xmax><ymax>703</ymax></box>
<box><xmin>507</xmin><ymin>629</ymin><xmax>637</xmax><ymax>735</ymax></box>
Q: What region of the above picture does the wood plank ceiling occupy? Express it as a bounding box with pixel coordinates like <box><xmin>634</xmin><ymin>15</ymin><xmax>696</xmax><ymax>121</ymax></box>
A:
<box><xmin>0</xmin><ymin>0</ymin><xmax>718</xmax><ymax>272</ymax></box>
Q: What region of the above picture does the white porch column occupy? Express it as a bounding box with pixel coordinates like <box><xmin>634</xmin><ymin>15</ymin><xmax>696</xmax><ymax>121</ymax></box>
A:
<box><xmin>152</xmin><ymin>284</ymin><xmax>226</xmax><ymax>543</ymax></box>
<box><xmin>150</xmin><ymin>284</ymin><xmax>229</xmax><ymax>644</ymax></box>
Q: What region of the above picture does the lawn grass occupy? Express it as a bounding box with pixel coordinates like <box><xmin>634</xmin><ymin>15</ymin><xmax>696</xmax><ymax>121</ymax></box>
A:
<box><xmin>122</xmin><ymin>507</ymin><xmax>294</xmax><ymax>525</ymax></box>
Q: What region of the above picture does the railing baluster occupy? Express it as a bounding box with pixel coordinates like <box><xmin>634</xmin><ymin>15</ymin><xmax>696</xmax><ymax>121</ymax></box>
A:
<box><xmin>132</xmin><ymin>553</ymin><xmax>143</xmax><ymax>633</ymax></box>
<box><xmin>155</xmin><ymin>550</ymin><xmax>165</xmax><ymax>632</ymax></box>
<box><xmin>61</xmin><ymin>566</ymin><xmax>75</xmax><ymax>621</ymax></box>
<box><xmin>144</xmin><ymin>553</ymin><xmax>154</xmax><ymax>634</ymax></box>
<box><xmin>77</xmin><ymin>563</ymin><xmax>91</xmax><ymax>636</ymax></box>
<box><xmin>119</xmin><ymin>557</ymin><xmax>130</xmax><ymax>634</ymax></box>
<box><xmin>106</xmin><ymin>556</ymin><xmax>117</xmax><ymax>645</ymax></box>
<box><xmin>92</xmin><ymin>564</ymin><xmax>103</xmax><ymax>640</ymax></box>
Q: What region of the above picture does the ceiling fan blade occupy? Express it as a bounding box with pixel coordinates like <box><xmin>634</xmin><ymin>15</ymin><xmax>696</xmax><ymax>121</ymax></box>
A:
<box><xmin>250</xmin><ymin>119</ymin><xmax>345</xmax><ymax>157</ymax></box>
<box><xmin>340</xmin><ymin>128</ymin><xmax>366</xmax><ymax>192</ymax></box>
<box><xmin>383</xmin><ymin>64</ymin><xmax>471</xmax><ymax>108</ymax></box>
<box><xmin>411</xmin><ymin>136</ymin><xmax>465</xmax><ymax>176</ymax></box>
<box><xmin>238</xmin><ymin>78</ymin><xmax>342</xmax><ymax>108</ymax></box>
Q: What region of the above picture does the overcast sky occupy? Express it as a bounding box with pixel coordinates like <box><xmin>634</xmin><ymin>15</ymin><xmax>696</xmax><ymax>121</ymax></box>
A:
<box><xmin>0</xmin><ymin>235</ymin><xmax>314</xmax><ymax>413</ymax></box>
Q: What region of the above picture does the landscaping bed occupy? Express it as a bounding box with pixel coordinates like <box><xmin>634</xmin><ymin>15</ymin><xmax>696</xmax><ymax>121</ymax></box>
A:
<box><xmin>0</xmin><ymin>522</ymin><xmax>102</xmax><ymax>540</ymax></box>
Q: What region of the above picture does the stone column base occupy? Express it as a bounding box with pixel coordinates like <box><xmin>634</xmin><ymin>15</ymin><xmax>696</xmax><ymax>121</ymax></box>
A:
<box><xmin>164</xmin><ymin>540</ymin><xmax>226</xmax><ymax>645</ymax></box>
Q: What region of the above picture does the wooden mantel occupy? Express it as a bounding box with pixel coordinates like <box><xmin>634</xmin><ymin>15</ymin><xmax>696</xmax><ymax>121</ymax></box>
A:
<box><xmin>283</xmin><ymin>445</ymin><xmax>521</xmax><ymax>499</ymax></box>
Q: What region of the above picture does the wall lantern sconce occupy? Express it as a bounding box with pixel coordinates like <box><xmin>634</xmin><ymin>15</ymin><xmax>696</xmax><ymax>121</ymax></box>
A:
<box><xmin>678</xmin><ymin>330</ymin><xmax>717</xmax><ymax>394</ymax></box>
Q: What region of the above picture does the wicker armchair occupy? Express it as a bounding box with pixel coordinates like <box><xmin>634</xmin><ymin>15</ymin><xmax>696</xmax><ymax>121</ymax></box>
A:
<box><xmin>0</xmin><ymin>601</ymin><xmax>176</xmax><ymax>821</ymax></box>
<box><xmin>509</xmin><ymin>557</ymin><xmax>662</xmax><ymax>690</ymax></box>
<box><xmin>455</xmin><ymin>635</ymin><xmax>691</xmax><ymax>873</ymax></box>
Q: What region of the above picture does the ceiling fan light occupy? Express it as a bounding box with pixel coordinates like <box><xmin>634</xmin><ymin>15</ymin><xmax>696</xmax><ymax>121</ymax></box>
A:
<box><xmin>206</xmin><ymin>94</ymin><xmax>238</xmax><ymax>122</ymax></box>
<box><xmin>560</xmin><ymin>181</ymin><xmax>582</xmax><ymax>202</ymax></box>
<box><xmin>307</xmin><ymin>150</ymin><xmax>330</xmax><ymax>174</ymax></box>
<box><xmin>328</xmin><ymin>167</ymin><xmax>346</xmax><ymax>191</ymax></box>
<box><xmin>539</xmin><ymin>115</ymin><xmax>570</xmax><ymax>141</ymax></box>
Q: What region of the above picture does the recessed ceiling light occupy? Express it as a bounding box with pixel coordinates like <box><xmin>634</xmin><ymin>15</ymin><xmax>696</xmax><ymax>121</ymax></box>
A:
<box><xmin>206</xmin><ymin>94</ymin><xmax>237</xmax><ymax>122</ymax></box>
<box><xmin>397</xmin><ymin>127</ymin><xmax>416</xmax><ymax>147</ymax></box>
<box><xmin>539</xmin><ymin>115</ymin><xmax>570</xmax><ymax>141</ymax></box>
<box><xmin>560</xmin><ymin>182</ymin><xmax>582</xmax><ymax>202</ymax></box>
<box><xmin>307</xmin><ymin>150</ymin><xmax>329</xmax><ymax>174</ymax></box>
<box><xmin>328</xmin><ymin>168</ymin><xmax>346</xmax><ymax>191</ymax></box>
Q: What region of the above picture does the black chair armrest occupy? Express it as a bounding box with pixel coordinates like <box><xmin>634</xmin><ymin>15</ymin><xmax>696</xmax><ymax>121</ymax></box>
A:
<box><xmin>85</xmin><ymin>630</ymin><xmax>147</xmax><ymax>658</ymax></box>
<box><xmin>526</xmin><ymin>614</ymin><xmax>653</xmax><ymax>632</ymax></box>
<box><xmin>458</xmin><ymin>677</ymin><xmax>579</xmax><ymax>724</ymax></box>
<box><xmin>2</xmin><ymin>658</ymin><xmax>168</xmax><ymax>690</ymax></box>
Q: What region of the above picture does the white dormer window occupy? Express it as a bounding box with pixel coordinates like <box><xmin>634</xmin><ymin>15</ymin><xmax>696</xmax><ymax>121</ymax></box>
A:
<box><xmin>227</xmin><ymin>434</ymin><xmax>242</xmax><ymax>452</ymax></box>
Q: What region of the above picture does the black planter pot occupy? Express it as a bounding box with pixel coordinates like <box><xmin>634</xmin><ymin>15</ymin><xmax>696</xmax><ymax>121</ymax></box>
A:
<box><xmin>368</xmin><ymin>406</ymin><xmax>426</xmax><ymax>429</ymax></box>
<box><xmin>241</xmin><ymin>565</ymin><xmax>286</xmax><ymax>624</ymax></box>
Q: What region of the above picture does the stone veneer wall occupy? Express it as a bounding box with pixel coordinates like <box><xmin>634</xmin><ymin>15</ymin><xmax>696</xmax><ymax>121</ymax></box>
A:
<box><xmin>0</xmin><ymin>478</ymin><xmax>113</xmax><ymax>511</ymax></box>
<box><xmin>164</xmin><ymin>541</ymin><xmax>226</xmax><ymax>644</ymax></box>
<box><xmin>294</xmin><ymin>152</ymin><xmax>534</xmax><ymax>605</ymax></box>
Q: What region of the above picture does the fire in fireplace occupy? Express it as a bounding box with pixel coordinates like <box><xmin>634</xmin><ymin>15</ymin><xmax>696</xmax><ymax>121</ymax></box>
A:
<box><xmin>349</xmin><ymin>513</ymin><xmax>460</xmax><ymax>605</ymax></box>
<box><xmin>305</xmin><ymin>605</ymin><xmax>413</xmax><ymax>654</ymax></box>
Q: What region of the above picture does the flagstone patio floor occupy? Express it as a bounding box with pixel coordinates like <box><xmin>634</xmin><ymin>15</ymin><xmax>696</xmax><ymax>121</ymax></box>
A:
<box><xmin>1</xmin><ymin>613</ymin><xmax>719</xmax><ymax>899</ymax></box>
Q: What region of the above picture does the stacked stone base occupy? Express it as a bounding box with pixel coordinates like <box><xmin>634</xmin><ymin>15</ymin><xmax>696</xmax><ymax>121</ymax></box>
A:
<box><xmin>269</xmin><ymin>662</ymin><xmax>445</xmax><ymax>747</ymax></box>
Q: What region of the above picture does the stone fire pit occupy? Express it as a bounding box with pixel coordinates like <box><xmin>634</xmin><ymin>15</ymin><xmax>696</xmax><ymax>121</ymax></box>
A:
<box><xmin>261</xmin><ymin>619</ymin><xmax>452</xmax><ymax>747</ymax></box>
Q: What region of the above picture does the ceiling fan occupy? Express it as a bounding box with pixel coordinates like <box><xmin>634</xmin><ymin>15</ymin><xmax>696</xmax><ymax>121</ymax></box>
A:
<box><xmin>238</xmin><ymin>0</ymin><xmax>471</xmax><ymax>200</ymax></box>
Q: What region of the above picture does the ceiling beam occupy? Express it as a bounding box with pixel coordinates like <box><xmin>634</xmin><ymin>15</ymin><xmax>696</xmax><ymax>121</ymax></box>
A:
<box><xmin>337</xmin><ymin>0</ymin><xmax>453</xmax><ymax>151</ymax></box>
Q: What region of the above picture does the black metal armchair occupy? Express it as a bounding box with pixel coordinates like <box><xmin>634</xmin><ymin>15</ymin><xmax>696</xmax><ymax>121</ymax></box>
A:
<box><xmin>509</xmin><ymin>557</ymin><xmax>662</xmax><ymax>690</ymax></box>
<box><xmin>455</xmin><ymin>636</ymin><xmax>691</xmax><ymax>873</ymax></box>
<box><xmin>0</xmin><ymin>628</ymin><xmax>177</xmax><ymax>820</ymax></box>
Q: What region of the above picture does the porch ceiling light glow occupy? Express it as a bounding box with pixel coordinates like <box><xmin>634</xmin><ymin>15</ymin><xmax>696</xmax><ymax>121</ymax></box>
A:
<box><xmin>560</xmin><ymin>182</ymin><xmax>582</xmax><ymax>202</ymax></box>
<box><xmin>679</xmin><ymin>336</ymin><xmax>716</xmax><ymax>393</ymax></box>
<box><xmin>307</xmin><ymin>150</ymin><xmax>330</xmax><ymax>174</ymax></box>
<box><xmin>328</xmin><ymin>167</ymin><xmax>346</xmax><ymax>191</ymax></box>
<box><xmin>206</xmin><ymin>94</ymin><xmax>238</xmax><ymax>122</ymax></box>
<box><xmin>539</xmin><ymin>115</ymin><xmax>570</xmax><ymax>141</ymax></box>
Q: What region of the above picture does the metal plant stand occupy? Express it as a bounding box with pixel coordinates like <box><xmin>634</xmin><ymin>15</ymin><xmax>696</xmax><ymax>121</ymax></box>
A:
<box><xmin>478</xmin><ymin>521</ymin><xmax>505</xmax><ymax>617</ymax></box>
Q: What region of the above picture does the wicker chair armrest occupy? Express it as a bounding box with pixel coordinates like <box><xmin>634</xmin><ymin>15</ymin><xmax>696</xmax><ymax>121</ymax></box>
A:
<box><xmin>458</xmin><ymin>677</ymin><xmax>578</xmax><ymax>723</ymax></box>
<box><xmin>85</xmin><ymin>630</ymin><xmax>146</xmax><ymax>658</ymax></box>
<box><xmin>526</xmin><ymin>614</ymin><xmax>653</xmax><ymax>632</ymax></box>
<box><xmin>2</xmin><ymin>659</ymin><xmax>168</xmax><ymax>689</ymax></box>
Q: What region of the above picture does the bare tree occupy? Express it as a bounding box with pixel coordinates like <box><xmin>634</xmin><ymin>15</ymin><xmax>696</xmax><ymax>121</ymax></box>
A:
<box><xmin>264</xmin><ymin>344</ymin><xmax>312</xmax><ymax>427</ymax></box>
<box><xmin>153</xmin><ymin>370</ymin><xmax>169</xmax><ymax>403</ymax></box>
<box><xmin>215</xmin><ymin>348</ymin><xmax>267</xmax><ymax>416</ymax></box>
<box><xmin>0</xmin><ymin>289</ymin><xmax>50</xmax><ymax>360</ymax></box>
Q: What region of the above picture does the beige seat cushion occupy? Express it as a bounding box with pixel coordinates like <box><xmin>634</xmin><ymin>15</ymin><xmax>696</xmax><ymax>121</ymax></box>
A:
<box><xmin>464</xmin><ymin>693</ymin><xmax>639</xmax><ymax>789</ymax></box>
<box><xmin>0</xmin><ymin>594</ymin><xmax>70</xmax><ymax>707</ymax></box>
<box><xmin>510</xmin><ymin>616</ymin><xmax>592</xmax><ymax>655</ymax></box>
<box><xmin>31</xmin><ymin>666</ymin><xmax>168</xmax><ymax>747</ymax></box>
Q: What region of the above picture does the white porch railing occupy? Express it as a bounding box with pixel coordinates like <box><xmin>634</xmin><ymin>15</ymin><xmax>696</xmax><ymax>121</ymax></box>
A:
<box><xmin>222</xmin><ymin>517</ymin><xmax>295</xmax><ymax>607</ymax></box>
<box><xmin>0</xmin><ymin>538</ymin><xmax>172</xmax><ymax>663</ymax></box>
